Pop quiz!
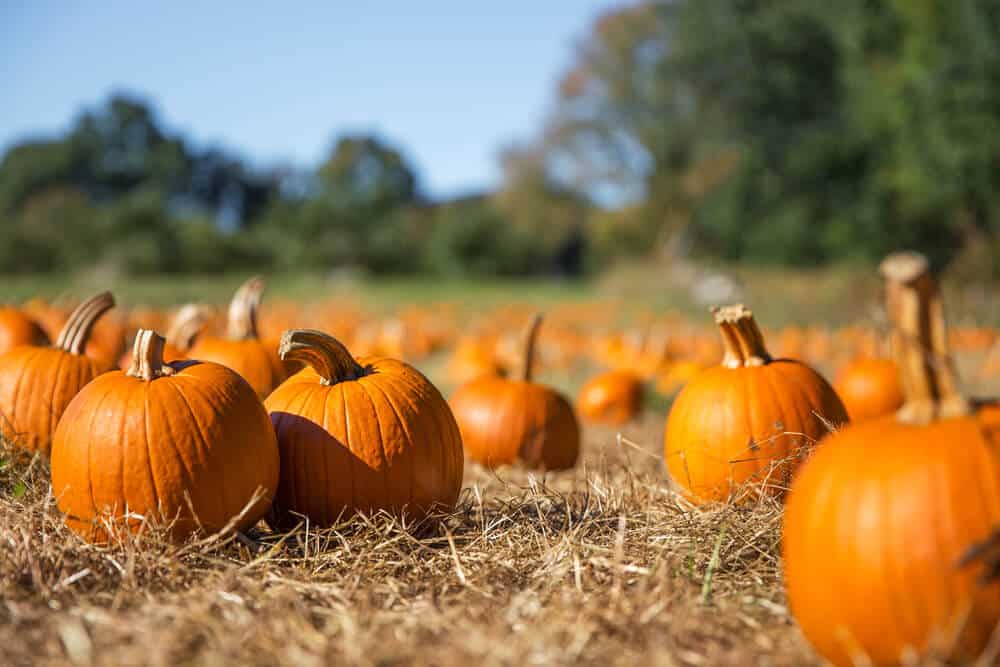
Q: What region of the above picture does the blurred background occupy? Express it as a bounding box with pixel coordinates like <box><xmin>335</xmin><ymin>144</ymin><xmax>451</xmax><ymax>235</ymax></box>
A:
<box><xmin>2</xmin><ymin>1</ymin><xmax>999</xmax><ymax>324</ymax></box>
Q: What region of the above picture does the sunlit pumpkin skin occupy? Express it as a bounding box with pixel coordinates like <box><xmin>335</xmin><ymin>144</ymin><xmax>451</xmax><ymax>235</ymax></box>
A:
<box><xmin>264</xmin><ymin>329</ymin><xmax>464</xmax><ymax>527</ymax></box>
<box><xmin>664</xmin><ymin>305</ymin><xmax>847</xmax><ymax>504</ymax></box>
<box><xmin>450</xmin><ymin>315</ymin><xmax>580</xmax><ymax>471</ymax></box>
<box><xmin>0</xmin><ymin>306</ymin><xmax>49</xmax><ymax>354</ymax></box>
<box><xmin>0</xmin><ymin>293</ymin><xmax>117</xmax><ymax>455</ymax></box>
<box><xmin>189</xmin><ymin>277</ymin><xmax>286</xmax><ymax>398</ymax></box>
<box><xmin>784</xmin><ymin>252</ymin><xmax>1000</xmax><ymax>666</ymax></box>
<box><xmin>576</xmin><ymin>369</ymin><xmax>644</xmax><ymax>425</ymax></box>
<box><xmin>51</xmin><ymin>330</ymin><xmax>279</xmax><ymax>543</ymax></box>
<box><xmin>833</xmin><ymin>357</ymin><xmax>903</xmax><ymax>422</ymax></box>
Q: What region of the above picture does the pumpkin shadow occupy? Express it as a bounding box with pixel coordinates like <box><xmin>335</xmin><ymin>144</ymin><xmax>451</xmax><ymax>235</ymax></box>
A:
<box><xmin>267</xmin><ymin>412</ymin><xmax>451</xmax><ymax>538</ymax></box>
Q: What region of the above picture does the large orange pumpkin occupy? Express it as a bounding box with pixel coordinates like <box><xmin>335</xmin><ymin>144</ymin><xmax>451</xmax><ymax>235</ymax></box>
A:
<box><xmin>450</xmin><ymin>314</ymin><xmax>580</xmax><ymax>470</ymax></box>
<box><xmin>576</xmin><ymin>369</ymin><xmax>644</xmax><ymax>426</ymax></box>
<box><xmin>264</xmin><ymin>329</ymin><xmax>464</xmax><ymax>527</ymax></box>
<box><xmin>664</xmin><ymin>305</ymin><xmax>847</xmax><ymax>503</ymax></box>
<box><xmin>784</xmin><ymin>252</ymin><xmax>1000</xmax><ymax>666</ymax></box>
<box><xmin>188</xmin><ymin>277</ymin><xmax>286</xmax><ymax>398</ymax></box>
<box><xmin>0</xmin><ymin>306</ymin><xmax>49</xmax><ymax>354</ymax></box>
<box><xmin>51</xmin><ymin>329</ymin><xmax>279</xmax><ymax>543</ymax></box>
<box><xmin>833</xmin><ymin>356</ymin><xmax>903</xmax><ymax>422</ymax></box>
<box><xmin>0</xmin><ymin>292</ymin><xmax>118</xmax><ymax>455</ymax></box>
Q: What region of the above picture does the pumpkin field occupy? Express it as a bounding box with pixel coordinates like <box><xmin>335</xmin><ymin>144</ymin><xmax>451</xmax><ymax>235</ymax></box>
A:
<box><xmin>0</xmin><ymin>258</ymin><xmax>998</xmax><ymax>667</ymax></box>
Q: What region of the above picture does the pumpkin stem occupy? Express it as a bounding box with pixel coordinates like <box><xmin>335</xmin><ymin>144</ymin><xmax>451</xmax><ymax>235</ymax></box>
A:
<box><xmin>279</xmin><ymin>329</ymin><xmax>364</xmax><ymax>385</ymax></box>
<box><xmin>521</xmin><ymin>313</ymin><xmax>543</xmax><ymax>382</ymax></box>
<box><xmin>712</xmin><ymin>304</ymin><xmax>771</xmax><ymax>368</ymax></box>
<box><xmin>126</xmin><ymin>329</ymin><xmax>175</xmax><ymax>381</ymax></box>
<box><xmin>166</xmin><ymin>304</ymin><xmax>212</xmax><ymax>352</ymax></box>
<box><xmin>226</xmin><ymin>276</ymin><xmax>264</xmax><ymax>341</ymax></box>
<box><xmin>880</xmin><ymin>252</ymin><xmax>970</xmax><ymax>424</ymax></box>
<box><xmin>54</xmin><ymin>291</ymin><xmax>116</xmax><ymax>355</ymax></box>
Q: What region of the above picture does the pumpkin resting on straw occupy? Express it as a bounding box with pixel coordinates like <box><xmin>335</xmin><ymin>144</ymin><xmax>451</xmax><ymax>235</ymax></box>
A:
<box><xmin>784</xmin><ymin>252</ymin><xmax>1000</xmax><ymax>666</ymax></box>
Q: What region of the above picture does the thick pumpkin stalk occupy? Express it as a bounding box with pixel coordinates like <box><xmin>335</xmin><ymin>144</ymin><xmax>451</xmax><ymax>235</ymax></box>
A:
<box><xmin>712</xmin><ymin>305</ymin><xmax>771</xmax><ymax>369</ymax></box>
<box><xmin>521</xmin><ymin>313</ymin><xmax>543</xmax><ymax>382</ymax></box>
<box><xmin>166</xmin><ymin>304</ymin><xmax>211</xmax><ymax>352</ymax></box>
<box><xmin>227</xmin><ymin>276</ymin><xmax>264</xmax><ymax>341</ymax></box>
<box><xmin>54</xmin><ymin>292</ymin><xmax>115</xmax><ymax>355</ymax></box>
<box><xmin>126</xmin><ymin>330</ymin><xmax>174</xmax><ymax>381</ymax></box>
<box><xmin>879</xmin><ymin>251</ymin><xmax>970</xmax><ymax>424</ymax></box>
<box><xmin>279</xmin><ymin>329</ymin><xmax>364</xmax><ymax>385</ymax></box>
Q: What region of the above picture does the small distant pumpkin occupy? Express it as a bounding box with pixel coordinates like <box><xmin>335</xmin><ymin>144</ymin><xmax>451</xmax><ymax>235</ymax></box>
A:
<box><xmin>188</xmin><ymin>277</ymin><xmax>286</xmax><ymax>397</ymax></box>
<box><xmin>264</xmin><ymin>329</ymin><xmax>463</xmax><ymax>527</ymax></box>
<box><xmin>0</xmin><ymin>292</ymin><xmax>118</xmax><ymax>455</ymax></box>
<box><xmin>576</xmin><ymin>369</ymin><xmax>644</xmax><ymax>426</ymax></box>
<box><xmin>664</xmin><ymin>305</ymin><xmax>847</xmax><ymax>503</ymax></box>
<box><xmin>450</xmin><ymin>314</ymin><xmax>580</xmax><ymax>470</ymax></box>
<box><xmin>0</xmin><ymin>306</ymin><xmax>49</xmax><ymax>354</ymax></box>
<box><xmin>51</xmin><ymin>329</ymin><xmax>279</xmax><ymax>543</ymax></box>
<box><xmin>784</xmin><ymin>252</ymin><xmax>1000</xmax><ymax>666</ymax></box>
<box><xmin>833</xmin><ymin>356</ymin><xmax>903</xmax><ymax>422</ymax></box>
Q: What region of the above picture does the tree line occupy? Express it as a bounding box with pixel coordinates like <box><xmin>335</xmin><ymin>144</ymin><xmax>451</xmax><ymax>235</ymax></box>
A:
<box><xmin>2</xmin><ymin>0</ymin><xmax>999</xmax><ymax>277</ymax></box>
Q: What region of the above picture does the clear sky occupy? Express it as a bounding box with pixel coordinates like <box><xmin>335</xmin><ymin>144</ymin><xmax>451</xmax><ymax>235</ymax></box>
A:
<box><xmin>0</xmin><ymin>2</ymin><xmax>614</xmax><ymax>198</ymax></box>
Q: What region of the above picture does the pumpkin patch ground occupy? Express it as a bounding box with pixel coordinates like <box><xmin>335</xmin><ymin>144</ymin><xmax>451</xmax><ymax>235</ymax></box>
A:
<box><xmin>1</xmin><ymin>273</ymin><xmax>999</xmax><ymax>667</ymax></box>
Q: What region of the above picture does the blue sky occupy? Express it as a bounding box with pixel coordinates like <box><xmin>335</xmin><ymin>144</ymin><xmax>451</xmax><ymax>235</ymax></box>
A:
<box><xmin>1</xmin><ymin>2</ymin><xmax>614</xmax><ymax>198</ymax></box>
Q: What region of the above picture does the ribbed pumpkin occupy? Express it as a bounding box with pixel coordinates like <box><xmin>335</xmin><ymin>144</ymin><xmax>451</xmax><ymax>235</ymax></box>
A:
<box><xmin>0</xmin><ymin>292</ymin><xmax>118</xmax><ymax>455</ymax></box>
<box><xmin>188</xmin><ymin>277</ymin><xmax>286</xmax><ymax>398</ymax></box>
<box><xmin>784</xmin><ymin>252</ymin><xmax>1000</xmax><ymax>666</ymax></box>
<box><xmin>0</xmin><ymin>306</ymin><xmax>49</xmax><ymax>354</ymax></box>
<box><xmin>264</xmin><ymin>329</ymin><xmax>463</xmax><ymax>527</ymax></box>
<box><xmin>450</xmin><ymin>315</ymin><xmax>580</xmax><ymax>470</ymax></box>
<box><xmin>833</xmin><ymin>356</ymin><xmax>904</xmax><ymax>422</ymax></box>
<box><xmin>664</xmin><ymin>305</ymin><xmax>848</xmax><ymax>503</ymax></box>
<box><xmin>576</xmin><ymin>369</ymin><xmax>644</xmax><ymax>426</ymax></box>
<box><xmin>51</xmin><ymin>329</ymin><xmax>279</xmax><ymax>543</ymax></box>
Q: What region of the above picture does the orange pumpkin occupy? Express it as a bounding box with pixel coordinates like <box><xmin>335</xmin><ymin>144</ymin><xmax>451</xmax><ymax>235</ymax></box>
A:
<box><xmin>0</xmin><ymin>292</ymin><xmax>117</xmax><ymax>455</ymax></box>
<box><xmin>784</xmin><ymin>252</ymin><xmax>1000</xmax><ymax>666</ymax></box>
<box><xmin>51</xmin><ymin>329</ymin><xmax>279</xmax><ymax>543</ymax></box>
<box><xmin>188</xmin><ymin>277</ymin><xmax>286</xmax><ymax>397</ymax></box>
<box><xmin>576</xmin><ymin>369</ymin><xmax>644</xmax><ymax>425</ymax></box>
<box><xmin>450</xmin><ymin>315</ymin><xmax>580</xmax><ymax>470</ymax></box>
<box><xmin>833</xmin><ymin>357</ymin><xmax>903</xmax><ymax>422</ymax></box>
<box><xmin>264</xmin><ymin>329</ymin><xmax>464</xmax><ymax>527</ymax></box>
<box><xmin>664</xmin><ymin>305</ymin><xmax>847</xmax><ymax>503</ymax></box>
<box><xmin>0</xmin><ymin>306</ymin><xmax>49</xmax><ymax>354</ymax></box>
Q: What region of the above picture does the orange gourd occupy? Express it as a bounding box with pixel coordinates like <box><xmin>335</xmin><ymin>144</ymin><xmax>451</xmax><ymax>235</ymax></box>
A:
<box><xmin>664</xmin><ymin>305</ymin><xmax>847</xmax><ymax>503</ymax></box>
<box><xmin>576</xmin><ymin>369</ymin><xmax>644</xmax><ymax>425</ymax></box>
<box><xmin>784</xmin><ymin>252</ymin><xmax>1000</xmax><ymax>666</ymax></box>
<box><xmin>450</xmin><ymin>315</ymin><xmax>580</xmax><ymax>470</ymax></box>
<box><xmin>0</xmin><ymin>292</ymin><xmax>118</xmax><ymax>455</ymax></box>
<box><xmin>264</xmin><ymin>329</ymin><xmax>463</xmax><ymax>527</ymax></box>
<box><xmin>833</xmin><ymin>357</ymin><xmax>903</xmax><ymax>422</ymax></box>
<box><xmin>0</xmin><ymin>306</ymin><xmax>49</xmax><ymax>354</ymax></box>
<box><xmin>188</xmin><ymin>277</ymin><xmax>286</xmax><ymax>398</ymax></box>
<box><xmin>51</xmin><ymin>329</ymin><xmax>279</xmax><ymax>543</ymax></box>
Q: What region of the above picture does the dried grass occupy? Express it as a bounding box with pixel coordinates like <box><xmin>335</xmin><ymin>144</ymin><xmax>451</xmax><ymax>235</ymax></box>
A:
<box><xmin>0</xmin><ymin>414</ymin><xmax>977</xmax><ymax>666</ymax></box>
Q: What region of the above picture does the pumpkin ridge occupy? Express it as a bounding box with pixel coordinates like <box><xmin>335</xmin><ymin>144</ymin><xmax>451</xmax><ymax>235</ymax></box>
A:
<box><xmin>166</xmin><ymin>378</ymin><xmax>227</xmax><ymax>525</ymax></box>
<box><xmin>363</xmin><ymin>375</ymin><xmax>416</xmax><ymax>508</ymax></box>
<box><xmin>315</xmin><ymin>383</ymin><xmax>335</xmax><ymax>523</ymax></box>
<box><xmin>386</xmin><ymin>361</ymin><xmax>451</xmax><ymax>490</ymax></box>
<box><xmin>383</xmin><ymin>369</ymin><xmax>440</xmax><ymax>503</ymax></box>
<box><xmin>358</xmin><ymin>381</ymin><xmax>392</xmax><ymax>509</ymax></box>
<box><xmin>764</xmin><ymin>364</ymin><xmax>809</xmax><ymax>481</ymax></box>
<box><xmin>340</xmin><ymin>384</ymin><xmax>357</xmax><ymax>512</ymax></box>
<box><xmin>86</xmin><ymin>382</ymin><xmax>116</xmax><ymax>528</ymax></box>
<box><xmin>9</xmin><ymin>350</ymin><xmax>34</xmax><ymax>447</ymax></box>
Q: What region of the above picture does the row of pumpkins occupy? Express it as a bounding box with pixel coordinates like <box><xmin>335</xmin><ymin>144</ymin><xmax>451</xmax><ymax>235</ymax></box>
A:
<box><xmin>0</xmin><ymin>255</ymin><xmax>997</xmax><ymax>665</ymax></box>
